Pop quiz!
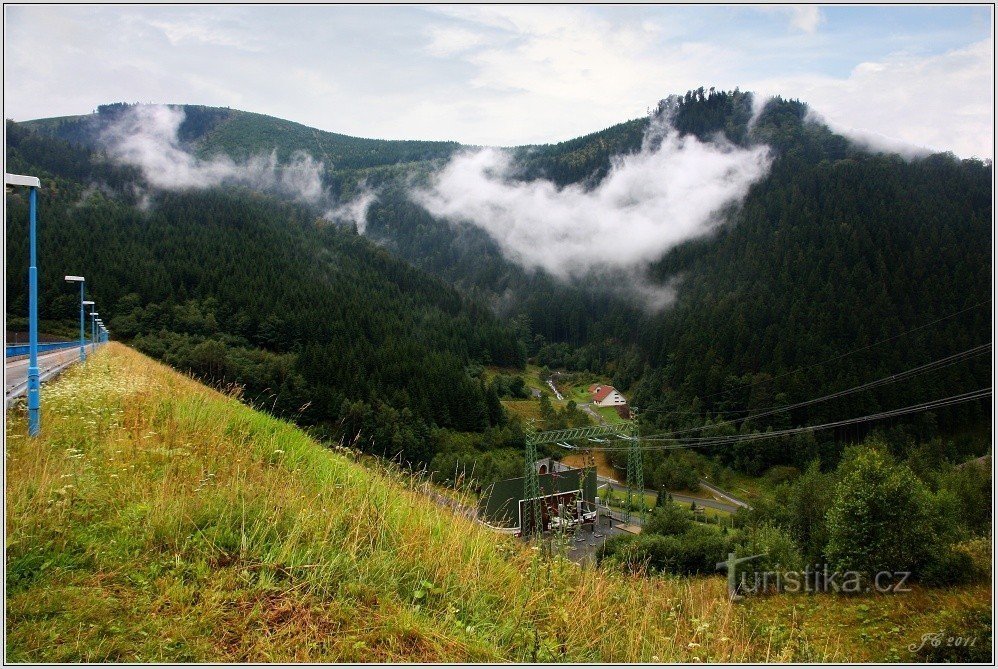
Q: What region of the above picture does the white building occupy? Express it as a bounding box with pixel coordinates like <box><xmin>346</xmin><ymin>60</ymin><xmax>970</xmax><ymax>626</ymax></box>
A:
<box><xmin>589</xmin><ymin>384</ymin><xmax>627</xmax><ymax>407</ymax></box>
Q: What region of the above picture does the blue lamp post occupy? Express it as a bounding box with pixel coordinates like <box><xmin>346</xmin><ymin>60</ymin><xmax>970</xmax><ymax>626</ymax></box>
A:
<box><xmin>65</xmin><ymin>275</ymin><xmax>86</xmax><ymax>362</ymax></box>
<box><xmin>6</xmin><ymin>172</ymin><xmax>43</xmax><ymax>436</ymax></box>
<box><xmin>83</xmin><ymin>301</ymin><xmax>95</xmax><ymax>353</ymax></box>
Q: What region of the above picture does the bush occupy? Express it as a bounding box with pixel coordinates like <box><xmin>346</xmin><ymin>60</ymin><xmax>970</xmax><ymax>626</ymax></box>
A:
<box><xmin>644</xmin><ymin>500</ymin><xmax>694</xmax><ymax>536</ymax></box>
<box><xmin>825</xmin><ymin>446</ymin><xmax>939</xmax><ymax>577</ymax></box>
<box><xmin>763</xmin><ymin>465</ymin><xmax>800</xmax><ymax>487</ymax></box>
<box><xmin>934</xmin><ymin>460</ymin><xmax>992</xmax><ymax>538</ymax></box>
<box><xmin>919</xmin><ymin>546</ymin><xmax>978</xmax><ymax>587</ymax></box>
<box><xmin>651</xmin><ymin>453</ymin><xmax>700</xmax><ymax>491</ymax></box>
<box><xmin>737</xmin><ymin>523</ymin><xmax>803</xmax><ymax>573</ymax></box>
<box><xmin>597</xmin><ymin>524</ymin><xmax>731</xmax><ymax>576</ymax></box>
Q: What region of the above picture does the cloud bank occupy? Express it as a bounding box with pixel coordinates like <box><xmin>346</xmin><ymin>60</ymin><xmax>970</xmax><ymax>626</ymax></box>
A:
<box><xmin>750</xmin><ymin>39</ymin><xmax>994</xmax><ymax>159</ymax></box>
<box><xmin>103</xmin><ymin>104</ymin><xmax>375</xmax><ymax>226</ymax></box>
<box><xmin>415</xmin><ymin>119</ymin><xmax>771</xmax><ymax>294</ymax></box>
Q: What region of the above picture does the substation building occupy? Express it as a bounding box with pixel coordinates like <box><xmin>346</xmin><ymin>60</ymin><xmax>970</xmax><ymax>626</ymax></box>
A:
<box><xmin>478</xmin><ymin>458</ymin><xmax>599</xmax><ymax>535</ymax></box>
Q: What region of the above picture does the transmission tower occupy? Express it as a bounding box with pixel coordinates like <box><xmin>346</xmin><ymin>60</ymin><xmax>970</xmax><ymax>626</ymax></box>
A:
<box><xmin>625</xmin><ymin>409</ymin><xmax>643</xmax><ymax>523</ymax></box>
<box><xmin>521</xmin><ymin>422</ymin><xmax>631</xmax><ymax>536</ymax></box>
<box><xmin>523</xmin><ymin>429</ymin><xmax>543</xmax><ymax>537</ymax></box>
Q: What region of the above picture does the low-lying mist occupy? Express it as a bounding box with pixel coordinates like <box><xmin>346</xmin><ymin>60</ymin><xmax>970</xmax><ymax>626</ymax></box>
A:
<box><xmin>415</xmin><ymin>117</ymin><xmax>772</xmax><ymax>308</ymax></box>
<box><xmin>103</xmin><ymin>105</ymin><xmax>374</xmax><ymax>226</ymax></box>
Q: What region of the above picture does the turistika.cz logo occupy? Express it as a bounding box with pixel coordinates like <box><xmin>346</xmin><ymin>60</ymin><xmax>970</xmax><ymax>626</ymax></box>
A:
<box><xmin>716</xmin><ymin>552</ymin><xmax>912</xmax><ymax>600</ymax></box>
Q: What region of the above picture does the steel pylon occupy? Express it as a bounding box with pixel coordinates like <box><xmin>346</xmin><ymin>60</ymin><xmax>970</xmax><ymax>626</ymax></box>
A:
<box><xmin>625</xmin><ymin>411</ymin><xmax>643</xmax><ymax>523</ymax></box>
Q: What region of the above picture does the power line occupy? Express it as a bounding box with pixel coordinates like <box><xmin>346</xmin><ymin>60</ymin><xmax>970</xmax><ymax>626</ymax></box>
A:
<box><xmin>640</xmin><ymin>343</ymin><xmax>990</xmax><ymax>440</ymax></box>
<box><xmin>639</xmin><ymin>299</ymin><xmax>991</xmax><ymax>413</ymax></box>
<box><xmin>585</xmin><ymin>387</ymin><xmax>991</xmax><ymax>452</ymax></box>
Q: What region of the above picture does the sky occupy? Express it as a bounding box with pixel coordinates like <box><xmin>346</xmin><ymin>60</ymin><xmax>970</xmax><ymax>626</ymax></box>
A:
<box><xmin>3</xmin><ymin>4</ymin><xmax>994</xmax><ymax>158</ymax></box>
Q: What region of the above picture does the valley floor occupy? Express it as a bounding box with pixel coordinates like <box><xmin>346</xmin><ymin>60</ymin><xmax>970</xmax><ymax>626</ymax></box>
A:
<box><xmin>5</xmin><ymin>344</ymin><xmax>990</xmax><ymax>662</ymax></box>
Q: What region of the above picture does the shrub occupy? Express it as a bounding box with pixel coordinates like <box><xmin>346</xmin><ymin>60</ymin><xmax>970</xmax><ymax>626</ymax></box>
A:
<box><xmin>920</xmin><ymin>539</ymin><xmax>990</xmax><ymax>587</ymax></box>
<box><xmin>737</xmin><ymin>523</ymin><xmax>803</xmax><ymax>573</ymax></box>
<box><xmin>763</xmin><ymin>465</ymin><xmax>800</xmax><ymax>487</ymax></box>
<box><xmin>597</xmin><ymin>525</ymin><xmax>730</xmax><ymax>576</ymax></box>
<box><xmin>644</xmin><ymin>500</ymin><xmax>694</xmax><ymax>536</ymax></box>
<box><xmin>919</xmin><ymin>546</ymin><xmax>978</xmax><ymax>587</ymax></box>
<box><xmin>825</xmin><ymin>446</ymin><xmax>939</xmax><ymax>577</ymax></box>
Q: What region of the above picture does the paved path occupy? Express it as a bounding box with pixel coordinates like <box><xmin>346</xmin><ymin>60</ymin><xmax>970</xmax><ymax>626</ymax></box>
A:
<box><xmin>699</xmin><ymin>479</ymin><xmax>751</xmax><ymax>509</ymax></box>
<box><xmin>5</xmin><ymin>344</ymin><xmax>97</xmax><ymax>407</ymax></box>
<box><xmin>595</xmin><ymin>477</ymin><xmax>743</xmax><ymax>514</ymax></box>
<box><xmin>579</xmin><ymin>402</ymin><xmax>604</xmax><ymax>423</ymax></box>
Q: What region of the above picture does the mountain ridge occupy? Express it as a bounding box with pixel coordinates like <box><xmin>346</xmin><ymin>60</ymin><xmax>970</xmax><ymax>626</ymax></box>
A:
<box><xmin>9</xmin><ymin>88</ymin><xmax>991</xmax><ymax>483</ymax></box>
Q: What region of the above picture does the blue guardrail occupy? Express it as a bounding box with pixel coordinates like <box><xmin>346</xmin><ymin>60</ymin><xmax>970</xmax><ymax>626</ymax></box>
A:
<box><xmin>5</xmin><ymin>340</ymin><xmax>81</xmax><ymax>358</ymax></box>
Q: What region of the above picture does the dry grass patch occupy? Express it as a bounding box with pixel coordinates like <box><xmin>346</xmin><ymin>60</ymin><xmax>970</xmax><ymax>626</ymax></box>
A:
<box><xmin>7</xmin><ymin>344</ymin><xmax>986</xmax><ymax>662</ymax></box>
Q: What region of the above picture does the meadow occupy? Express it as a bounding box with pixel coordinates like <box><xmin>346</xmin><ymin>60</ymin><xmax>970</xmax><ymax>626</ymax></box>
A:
<box><xmin>5</xmin><ymin>345</ymin><xmax>989</xmax><ymax>662</ymax></box>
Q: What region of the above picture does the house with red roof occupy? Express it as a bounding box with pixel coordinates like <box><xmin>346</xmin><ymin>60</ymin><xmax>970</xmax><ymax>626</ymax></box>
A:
<box><xmin>588</xmin><ymin>383</ymin><xmax>627</xmax><ymax>407</ymax></box>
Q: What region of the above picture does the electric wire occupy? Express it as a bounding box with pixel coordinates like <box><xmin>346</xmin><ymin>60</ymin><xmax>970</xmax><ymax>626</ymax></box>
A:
<box><xmin>639</xmin><ymin>343</ymin><xmax>990</xmax><ymax>440</ymax></box>
<box><xmin>581</xmin><ymin>387</ymin><xmax>991</xmax><ymax>452</ymax></box>
<box><xmin>638</xmin><ymin>299</ymin><xmax>991</xmax><ymax>413</ymax></box>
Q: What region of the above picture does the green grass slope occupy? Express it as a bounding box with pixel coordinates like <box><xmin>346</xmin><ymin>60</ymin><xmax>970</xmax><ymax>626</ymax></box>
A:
<box><xmin>6</xmin><ymin>345</ymin><xmax>990</xmax><ymax>662</ymax></box>
<box><xmin>4</xmin><ymin>345</ymin><xmax>745</xmax><ymax>662</ymax></box>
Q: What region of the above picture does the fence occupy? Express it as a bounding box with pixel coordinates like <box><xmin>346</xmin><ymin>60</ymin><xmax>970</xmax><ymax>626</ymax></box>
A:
<box><xmin>5</xmin><ymin>340</ymin><xmax>82</xmax><ymax>359</ymax></box>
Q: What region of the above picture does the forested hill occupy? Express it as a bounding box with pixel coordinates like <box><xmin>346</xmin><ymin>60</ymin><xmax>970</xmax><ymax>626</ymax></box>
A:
<box><xmin>5</xmin><ymin>119</ymin><xmax>525</xmax><ymax>467</ymax></box>
<box><xmin>16</xmin><ymin>91</ymin><xmax>993</xmax><ymax>474</ymax></box>
<box><xmin>22</xmin><ymin>103</ymin><xmax>463</xmax><ymax>170</ymax></box>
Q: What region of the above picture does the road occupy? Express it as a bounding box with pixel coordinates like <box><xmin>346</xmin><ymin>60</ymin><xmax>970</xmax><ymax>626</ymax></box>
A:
<box><xmin>579</xmin><ymin>402</ymin><xmax>603</xmax><ymax>423</ymax></box>
<box><xmin>4</xmin><ymin>345</ymin><xmax>94</xmax><ymax>407</ymax></box>
<box><xmin>595</xmin><ymin>475</ymin><xmax>743</xmax><ymax>514</ymax></box>
<box><xmin>699</xmin><ymin>479</ymin><xmax>751</xmax><ymax>509</ymax></box>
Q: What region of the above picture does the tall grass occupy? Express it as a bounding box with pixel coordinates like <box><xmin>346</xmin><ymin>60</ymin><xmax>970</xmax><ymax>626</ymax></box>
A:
<box><xmin>6</xmin><ymin>344</ymin><xmax>984</xmax><ymax>662</ymax></box>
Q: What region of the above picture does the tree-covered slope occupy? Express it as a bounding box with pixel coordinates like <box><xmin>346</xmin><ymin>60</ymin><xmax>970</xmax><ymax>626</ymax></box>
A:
<box><xmin>22</xmin><ymin>103</ymin><xmax>462</xmax><ymax>170</ymax></box>
<box><xmin>5</xmin><ymin>119</ymin><xmax>525</xmax><ymax>466</ymax></box>
<box><xmin>16</xmin><ymin>90</ymin><xmax>992</xmax><ymax>473</ymax></box>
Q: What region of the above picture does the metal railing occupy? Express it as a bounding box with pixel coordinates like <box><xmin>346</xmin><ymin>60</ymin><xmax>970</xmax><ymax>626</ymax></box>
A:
<box><xmin>5</xmin><ymin>340</ymin><xmax>81</xmax><ymax>359</ymax></box>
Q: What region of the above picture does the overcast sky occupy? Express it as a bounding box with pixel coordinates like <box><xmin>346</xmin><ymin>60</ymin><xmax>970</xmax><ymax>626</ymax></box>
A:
<box><xmin>4</xmin><ymin>5</ymin><xmax>993</xmax><ymax>158</ymax></box>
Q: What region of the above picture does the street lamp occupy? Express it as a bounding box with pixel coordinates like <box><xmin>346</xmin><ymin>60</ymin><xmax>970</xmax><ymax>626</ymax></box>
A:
<box><xmin>83</xmin><ymin>302</ymin><xmax>95</xmax><ymax>352</ymax></box>
<box><xmin>65</xmin><ymin>275</ymin><xmax>87</xmax><ymax>363</ymax></box>
<box><xmin>6</xmin><ymin>172</ymin><xmax>43</xmax><ymax>436</ymax></box>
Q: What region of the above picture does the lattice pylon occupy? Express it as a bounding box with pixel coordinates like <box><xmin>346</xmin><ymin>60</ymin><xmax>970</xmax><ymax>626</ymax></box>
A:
<box><xmin>625</xmin><ymin>413</ymin><xmax>643</xmax><ymax>522</ymax></box>
<box><xmin>523</xmin><ymin>432</ymin><xmax>543</xmax><ymax>537</ymax></box>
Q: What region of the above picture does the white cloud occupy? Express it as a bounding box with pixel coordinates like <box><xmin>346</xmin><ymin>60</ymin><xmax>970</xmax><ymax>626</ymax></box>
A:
<box><xmin>751</xmin><ymin>39</ymin><xmax>994</xmax><ymax>158</ymax></box>
<box><xmin>413</xmin><ymin>6</ymin><xmax>735</xmax><ymax>145</ymax></box>
<box><xmin>104</xmin><ymin>104</ymin><xmax>326</xmax><ymax>200</ymax></box>
<box><xmin>3</xmin><ymin>6</ymin><xmax>991</xmax><ymax>158</ymax></box>
<box><xmin>752</xmin><ymin>6</ymin><xmax>824</xmax><ymax>34</ymax></box>
<box><xmin>424</xmin><ymin>25</ymin><xmax>488</xmax><ymax>57</ymax></box>
<box><xmin>148</xmin><ymin>19</ymin><xmax>262</xmax><ymax>51</ymax></box>
<box><xmin>103</xmin><ymin>104</ymin><xmax>379</xmax><ymax>227</ymax></box>
<box><xmin>415</xmin><ymin>118</ymin><xmax>771</xmax><ymax>298</ymax></box>
<box><xmin>324</xmin><ymin>187</ymin><xmax>377</xmax><ymax>233</ymax></box>
<box><xmin>788</xmin><ymin>7</ymin><xmax>824</xmax><ymax>34</ymax></box>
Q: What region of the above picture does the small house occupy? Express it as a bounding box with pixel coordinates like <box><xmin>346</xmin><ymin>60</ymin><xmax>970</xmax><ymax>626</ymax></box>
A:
<box><xmin>589</xmin><ymin>384</ymin><xmax>627</xmax><ymax>407</ymax></box>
